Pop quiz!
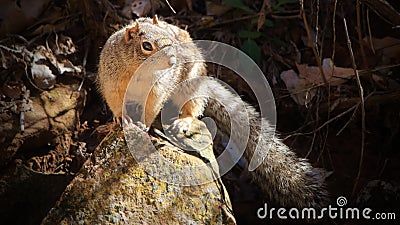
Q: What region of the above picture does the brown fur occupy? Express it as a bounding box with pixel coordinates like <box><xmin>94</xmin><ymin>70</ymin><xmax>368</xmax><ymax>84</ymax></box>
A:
<box><xmin>97</xmin><ymin>17</ymin><xmax>328</xmax><ymax>208</ymax></box>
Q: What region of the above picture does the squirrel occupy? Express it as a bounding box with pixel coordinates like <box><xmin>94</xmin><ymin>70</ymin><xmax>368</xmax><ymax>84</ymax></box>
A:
<box><xmin>97</xmin><ymin>17</ymin><xmax>328</xmax><ymax>208</ymax></box>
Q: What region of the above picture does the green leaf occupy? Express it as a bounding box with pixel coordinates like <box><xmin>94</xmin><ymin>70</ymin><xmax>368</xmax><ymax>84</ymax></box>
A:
<box><xmin>272</xmin><ymin>38</ymin><xmax>288</xmax><ymax>48</ymax></box>
<box><xmin>265</xmin><ymin>19</ymin><xmax>274</xmax><ymax>27</ymax></box>
<box><xmin>222</xmin><ymin>0</ymin><xmax>254</xmax><ymax>13</ymax></box>
<box><xmin>238</xmin><ymin>30</ymin><xmax>261</xmax><ymax>38</ymax></box>
<box><xmin>240</xmin><ymin>39</ymin><xmax>261</xmax><ymax>64</ymax></box>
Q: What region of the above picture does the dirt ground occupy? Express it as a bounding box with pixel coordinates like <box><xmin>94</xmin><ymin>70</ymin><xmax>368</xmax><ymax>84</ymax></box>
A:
<box><xmin>0</xmin><ymin>0</ymin><xmax>399</xmax><ymax>224</ymax></box>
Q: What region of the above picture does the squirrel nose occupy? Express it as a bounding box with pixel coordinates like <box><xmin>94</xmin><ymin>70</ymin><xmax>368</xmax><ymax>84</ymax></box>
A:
<box><xmin>168</xmin><ymin>56</ymin><xmax>176</xmax><ymax>66</ymax></box>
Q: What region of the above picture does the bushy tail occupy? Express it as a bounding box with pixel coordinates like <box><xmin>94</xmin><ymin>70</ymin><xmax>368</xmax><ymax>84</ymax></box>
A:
<box><xmin>201</xmin><ymin>78</ymin><xmax>328</xmax><ymax>208</ymax></box>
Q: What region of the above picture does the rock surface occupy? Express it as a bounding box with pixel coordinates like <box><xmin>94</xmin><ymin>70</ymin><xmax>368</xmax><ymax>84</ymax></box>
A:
<box><xmin>41</xmin><ymin>120</ymin><xmax>235</xmax><ymax>225</ymax></box>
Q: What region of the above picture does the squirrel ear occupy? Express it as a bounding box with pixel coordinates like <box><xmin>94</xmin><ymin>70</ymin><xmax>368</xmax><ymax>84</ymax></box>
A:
<box><xmin>152</xmin><ymin>15</ymin><xmax>159</xmax><ymax>25</ymax></box>
<box><xmin>125</xmin><ymin>23</ymin><xmax>140</xmax><ymax>42</ymax></box>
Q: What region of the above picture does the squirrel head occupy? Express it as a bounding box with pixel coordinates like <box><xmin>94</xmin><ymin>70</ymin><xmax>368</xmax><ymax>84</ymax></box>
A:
<box><xmin>114</xmin><ymin>17</ymin><xmax>199</xmax><ymax>75</ymax></box>
<box><xmin>124</xmin><ymin>17</ymin><xmax>174</xmax><ymax>58</ymax></box>
<box><xmin>123</xmin><ymin>17</ymin><xmax>193</xmax><ymax>58</ymax></box>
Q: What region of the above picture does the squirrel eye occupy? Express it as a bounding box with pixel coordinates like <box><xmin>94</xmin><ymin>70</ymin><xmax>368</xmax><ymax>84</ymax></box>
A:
<box><xmin>142</xmin><ymin>41</ymin><xmax>153</xmax><ymax>51</ymax></box>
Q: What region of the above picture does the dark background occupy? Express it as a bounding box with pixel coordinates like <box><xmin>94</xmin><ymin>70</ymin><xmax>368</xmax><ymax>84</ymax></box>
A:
<box><xmin>0</xmin><ymin>0</ymin><xmax>399</xmax><ymax>224</ymax></box>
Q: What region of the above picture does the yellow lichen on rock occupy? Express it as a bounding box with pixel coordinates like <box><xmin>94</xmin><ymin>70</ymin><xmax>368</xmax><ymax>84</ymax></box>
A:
<box><xmin>41</xmin><ymin>119</ymin><xmax>235</xmax><ymax>224</ymax></box>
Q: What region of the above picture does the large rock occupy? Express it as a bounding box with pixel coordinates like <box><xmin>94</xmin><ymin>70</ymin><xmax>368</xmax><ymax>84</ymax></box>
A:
<box><xmin>41</xmin><ymin>120</ymin><xmax>235</xmax><ymax>224</ymax></box>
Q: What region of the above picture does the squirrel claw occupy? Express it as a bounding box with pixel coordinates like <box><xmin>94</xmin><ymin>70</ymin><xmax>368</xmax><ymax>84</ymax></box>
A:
<box><xmin>122</xmin><ymin>116</ymin><xmax>149</xmax><ymax>132</ymax></box>
<box><xmin>134</xmin><ymin>121</ymin><xmax>149</xmax><ymax>132</ymax></box>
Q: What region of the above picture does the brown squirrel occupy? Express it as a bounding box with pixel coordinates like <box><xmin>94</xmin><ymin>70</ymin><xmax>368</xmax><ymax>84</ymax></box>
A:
<box><xmin>97</xmin><ymin>17</ymin><xmax>328</xmax><ymax>208</ymax></box>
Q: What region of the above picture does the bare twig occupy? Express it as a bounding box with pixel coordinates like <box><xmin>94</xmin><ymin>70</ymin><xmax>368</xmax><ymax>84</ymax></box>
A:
<box><xmin>164</xmin><ymin>0</ymin><xmax>176</xmax><ymax>14</ymax></box>
<box><xmin>315</xmin><ymin>0</ymin><xmax>320</xmax><ymax>57</ymax></box>
<box><xmin>281</xmin><ymin>92</ymin><xmax>375</xmax><ymax>143</ymax></box>
<box><xmin>281</xmin><ymin>99</ymin><xmax>363</xmax><ymax>140</ymax></box>
<box><xmin>358</xmin><ymin>63</ymin><xmax>400</xmax><ymax>74</ymax></box>
<box><xmin>320</xmin><ymin>92</ymin><xmax>400</xmax><ymax>113</ymax></box>
<box><xmin>270</xmin><ymin>14</ymin><xmax>301</xmax><ymax>19</ymax></box>
<box><xmin>199</xmin><ymin>14</ymin><xmax>260</xmax><ymax>29</ymax></box>
<box><xmin>257</xmin><ymin>0</ymin><xmax>271</xmax><ymax>31</ymax></box>
<box><xmin>326</xmin><ymin>0</ymin><xmax>338</xmax><ymax>119</ymax></box>
<box><xmin>366</xmin><ymin>9</ymin><xmax>376</xmax><ymax>54</ymax></box>
<box><xmin>336</xmin><ymin>102</ymin><xmax>360</xmax><ymax>136</ymax></box>
<box><xmin>331</xmin><ymin>0</ymin><xmax>337</xmax><ymax>62</ymax></box>
<box><xmin>77</xmin><ymin>41</ymin><xmax>89</xmax><ymax>92</ymax></box>
<box><xmin>360</xmin><ymin>0</ymin><xmax>400</xmax><ymax>25</ymax></box>
<box><xmin>270</xmin><ymin>9</ymin><xmax>301</xmax><ymax>19</ymax></box>
<box><xmin>343</xmin><ymin>17</ymin><xmax>366</xmax><ymax>197</ymax></box>
<box><xmin>378</xmin><ymin>158</ymin><xmax>389</xmax><ymax>178</ymax></box>
<box><xmin>305</xmin><ymin>89</ymin><xmax>321</xmax><ymax>158</ymax></box>
<box><xmin>356</xmin><ymin>0</ymin><xmax>369</xmax><ymax>70</ymax></box>
<box><xmin>300</xmin><ymin>0</ymin><xmax>328</xmax><ymax>85</ymax></box>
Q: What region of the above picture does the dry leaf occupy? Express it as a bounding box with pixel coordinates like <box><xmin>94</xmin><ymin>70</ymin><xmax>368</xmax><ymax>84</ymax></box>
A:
<box><xmin>206</xmin><ymin>1</ymin><xmax>231</xmax><ymax>16</ymax></box>
<box><xmin>1</xmin><ymin>36</ymin><xmax>81</xmax><ymax>90</ymax></box>
<box><xmin>280</xmin><ymin>69</ymin><xmax>316</xmax><ymax>106</ymax></box>
<box><xmin>281</xmin><ymin>59</ymin><xmax>355</xmax><ymax>105</ymax></box>
<box><xmin>122</xmin><ymin>0</ymin><xmax>165</xmax><ymax>17</ymax></box>
<box><xmin>296</xmin><ymin>58</ymin><xmax>354</xmax><ymax>86</ymax></box>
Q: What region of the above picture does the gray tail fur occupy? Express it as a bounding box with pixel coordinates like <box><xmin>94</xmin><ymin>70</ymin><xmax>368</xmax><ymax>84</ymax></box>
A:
<box><xmin>200</xmin><ymin>78</ymin><xmax>328</xmax><ymax>208</ymax></box>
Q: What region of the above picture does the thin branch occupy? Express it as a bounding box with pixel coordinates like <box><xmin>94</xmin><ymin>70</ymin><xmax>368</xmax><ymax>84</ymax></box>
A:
<box><xmin>270</xmin><ymin>14</ymin><xmax>301</xmax><ymax>19</ymax></box>
<box><xmin>336</xmin><ymin>100</ymin><xmax>361</xmax><ymax>136</ymax></box>
<box><xmin>198</xmin><ymin>14</ymin><xmax>260</xmax><ymax>29</ymax></box>
<box><xmin>164</xmin><ymin>0</ymin><xmax>176</xmax><ymax>14</ymax></box>
<box><xmin>366</xmin><ymin>9</ymin><xmax>375</xmax><ymax>54</ymax></box>
<box><xmin>315</xmin><ymin>0</ymin><xmax>320</xmax><ymax>57</ymax></box>
<box><xmin>281</xmin><ymin>94</ymin><xmax>369</xmax><ymax>140</ymax></box>
<box><xmin>331</xmin><ymin>0</ymin><xmax>337</xmax><ymax>62</ymax></box>
<box><xmin>300</xmin><ymin>0</ymin><xmax>328</xmax><ymax>85</ymax></box>
<box><xmin>343</xmin><ymin>17</ymin><xmax>366</xmax><ymax>197</ymax></box>
<box><xmin>358</xmin><ymin>63</ymin><xmax>400</xmax><ymax>74</ymax></box>
<box><xmin>357</xmin><ymin>0</ymin><xmax>369</xmax><ymax>70</ymax></box>
<box><xmin>326</xmin><ymin>0</ymin><xmax>338</xmax><ymax>121</ymax></box>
